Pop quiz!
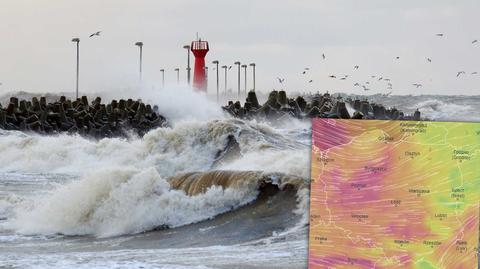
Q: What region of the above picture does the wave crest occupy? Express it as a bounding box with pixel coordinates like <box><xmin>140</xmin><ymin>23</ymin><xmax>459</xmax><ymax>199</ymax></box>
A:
<box><xmin>5</xmin><ymin>167</ymin><xmax>306</xmax><ymax>238</ymax></box>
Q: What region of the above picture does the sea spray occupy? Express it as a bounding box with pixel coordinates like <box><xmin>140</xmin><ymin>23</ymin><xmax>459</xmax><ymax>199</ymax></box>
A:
<box><xmin>7</xmin><ymin>167</ymin><xmax>260</xmax><ymax>237</ymax></box>
<box><xmin>409</xmin><ymin>99</ymin><xmax>475</xmax><ymax>121</ymax></box>
<box><xmin>95</xmin><ymin>86</ymin><xmax>226</xmax><ymax>123</ymax></box>
<box><xmin>0</xmin><ymin>118</ymin><xmax>309</xmax><ymax>175</ymax></box>
<box><xmin>0</xmin><ymin>86</ymin><xmax>225</xmax><ymax>124</ymax></box>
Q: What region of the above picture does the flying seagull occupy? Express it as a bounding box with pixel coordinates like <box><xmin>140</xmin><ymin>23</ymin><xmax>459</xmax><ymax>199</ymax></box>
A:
<box><xmin>308</xmin><ymin>80</ymin><xmax>313</xmax><ymax>83</ymax></box>
<box><xmin>472</xmin><ymin>72</ymin><xmax>478</xmax><ymax>75</ymax></box>
<box><xmin>354</xmin><ymin>83</ymin><xmax>360</xmax><ymax>87</ymax></box>
<box><xmin>427</xmin><ymin>58</ymin><xmax>432</xmax><ymax>63</ymax></box>
<box><xmin>302</xmin><ymin>71</ymin><xmax>306</xmax><ymax>74</ymax></box>
<box><xmin>457</xmin><ymin>71</ymin><xmax>466</xmax><ymax>77</ymax></box>
<box><xmin>277</xmin><ymin>77</ymin><xmax>285</xmax><ymax>84</ymax></box>
<box><xmin>396</xmin><ymin>56</ymin><xmax>400</xmax><ymax>60</ymax></box>
<box><xmin>354</xmin><ymin>65</ymin><xmax>359</xmax><ymax>70</ymax></box>
<box><xmin>473</xmin><ymin>40</ymin><xmax>478</xmax><ymax>44</ymax></box>
<box><xmin>322</xmin><ymin>53</ymin><xmax>326</xmax><ymax>60</ymax></box>
<box><xmin>413</xmin><ymin>83</ymin><xmax>423</xmax><ymax>88</ymax></box>
<box><xmin>89</xmin><ymin>31</ymin><xmax>101</xmax><ymax>37</ymax></box>
<box><xmin>304</xmin><ymin>67</ymin><xmax>310</xmax><ymax>70</ymax></box>
<box><xmin>378</xmin><ymin>77</ymin><xmax>383</xmax><ymax>81</ymax></box>
<box><xmin>436</xmin><ymin>33</ymin><xmax>444</xmax><ymax>37</ymax></box>
<box><xmin>328</xmin><ymin>75</ymin><xmax>336</xmax><ymax>79</ymax></box>
<box><xmin>340</xmin><ymin>77</ymin><xmax>347</xmax><ymax>81</ymax></box>
<box><xmin>228</xmin><ymin>66</ymin><xmax>232</xmax><ymax>70</ymax></box>
<box><xmin>384</xmin><ymin>78</ymin><xmax>391</xmax><ymax>82</ymax></box>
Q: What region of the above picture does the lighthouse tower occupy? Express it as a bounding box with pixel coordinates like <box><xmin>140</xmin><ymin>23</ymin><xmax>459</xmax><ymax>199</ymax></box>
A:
<box><xmin>191</xmin><ymin>39</ymin><xmax>209</xmax><ymax>91</ymax></box>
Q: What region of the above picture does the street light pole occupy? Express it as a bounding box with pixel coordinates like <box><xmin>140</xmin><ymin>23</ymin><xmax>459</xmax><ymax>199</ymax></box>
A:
<box><xmin>222</xmin><ymin>65</ymin><xmax>228</xmax><ymax>96</ymax></box>
<box><xmin>212</xmin><ymin>61</ymin><xmax>219</xmax><ymax>102</ymax></box>
<box><xmin>174</xmin><ymin>68</ymin><xmax>180</xmax><ymax>84</ymax></box>
<box><xmin>71</xmin><ymin>38</ymin><xmax>80</xmax><ymax>99</ymax></box>
<box><xmin>241</xmin><ymin>64</ymin><xmax>247</xmax><ymax>95</ymax></box>
<box><xmin>183</xmin><ymin>45</ymin><xmax>191</xmax><ymax>84</ymax></box>
<box><xmin>135</xmin><ymin>42</ymin><xmax>143</xmax><ymax>82</ymax></box>
<box><xmin>160</xmin><ymin>69</ymin><xmax>165</xmax><ymax>88</ymax></box>
<box><xmin>234</xmin><ymin>61</ymin><xmax>241</xmax><ymax>99</ymax></box>
<box><xmin>249</xmin><ymin>63</ymin><xmax>256</xmax><ymax>92</ymax></box>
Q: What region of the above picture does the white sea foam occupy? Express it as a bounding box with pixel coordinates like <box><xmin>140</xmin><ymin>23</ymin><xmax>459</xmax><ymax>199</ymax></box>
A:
<box><xmin>1</xmin><ymin>108</ymin><xmax>310</xmax><ymax>237</ymax></box>
<box><xmin>7</xmin><ymin>167</ymin><xmax>259</xmax><ymax>237</ymax></box>
<box><xmin>409</xmin><ymin>99</ymin><xmax>478</xmax><ymax>121</ymax></box>
<box><xmin>0</xmin><ymin>239</ymin><xmax>307</xmax><ymax>269</ymax></box>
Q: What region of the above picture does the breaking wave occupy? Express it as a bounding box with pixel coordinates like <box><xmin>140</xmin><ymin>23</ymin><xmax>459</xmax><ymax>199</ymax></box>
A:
<box><xmin>4</xmin><ymin>168</ymin><xmax>307</xmax><ymax>238</ymax></box>
<box><xmin>409</xmin><ymin>98</ymin><xmax>478</xmax><ymax>121</ymax></box>
<box><xmin>0</xmin><ymin>119</ymin><xmax>310</xmax><ymax>239</ymax></box>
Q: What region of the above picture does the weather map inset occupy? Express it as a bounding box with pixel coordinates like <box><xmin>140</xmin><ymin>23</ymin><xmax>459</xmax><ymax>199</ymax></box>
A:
<box><xmin>309</xmin><ymin>119</ymin><xmax>480</xmax><ymax>269</ymax></box>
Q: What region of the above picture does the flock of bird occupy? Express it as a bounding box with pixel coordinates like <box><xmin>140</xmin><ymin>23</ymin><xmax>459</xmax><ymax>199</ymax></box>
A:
<box><xmin>0</xmin><ymin>31</ymin><xmax>478</xmax><ymax>94</ymax></box>
<box><xmin>276</xmin><ymin>33</ymin><xmax>478</xmax><ymax>94</ymax></box>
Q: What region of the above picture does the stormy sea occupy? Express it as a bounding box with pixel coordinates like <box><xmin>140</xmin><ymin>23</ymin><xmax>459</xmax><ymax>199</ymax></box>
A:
<box><xmin>0</xmin><ymin>88</ymin><xmax>478</xmax><ymax>269</ymax></box>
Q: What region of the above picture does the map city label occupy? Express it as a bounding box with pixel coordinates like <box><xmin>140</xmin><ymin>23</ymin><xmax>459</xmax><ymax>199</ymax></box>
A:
<box><xmin>378</xmin><ymin>135</ymin><xmax>394</xmax><ymax>143</ymax></box>
<box><xmin>314</xmin><ymin>236</ymin><xmax>328</xmax><ymax>244</ymax></box>
<box><xmin>434</xmin><ymin>213</ymin><xmax>447</xmax><ymax>220</ymax></box>
<box><xmin>394</xmin><ymin>239</ymin><xmax>409</xmax><ymax>247</ymax></box>
<box><xmin>351</xmin><ymin>213</ymin><xmax>369</xmax><ymax>222</ymax></box>
<box><xmin>316</xmin><ymin>153</ymin><xmax>334</xmax><ymax>165</ymax></box>
<box><xmin>456</xmin><ymin>240</ymin><xmax>468</xmax><ymax>253</ymax></box>
<box><xmin>451</xmin><ymin>188</ymin><xmax>465</xmax><ymax>200</ymax></box>
<box><xmin>408</xmin><ymin>188</ymin><xmax>430</xmax><ymax>197</ymax></box>
<box><xmin>423</xmin><ymin>240</ymin><xmax>442</xmax><ymax>248</ymax></box>
<box><xmin>390</xmin><ymin>199</ymin><xmax>401</xmax><ymax>207</ymax></box>
<box><xmin>400</xmin><ymin>122</ymin><xmax>428</xmax><ymax>134</ymax></box>
<box><xmin>452</xmin><ymin>149</ymin><xmax>471</xmax><ymax>161</ymax></box>
<box><xmin>364</xmin><ymin>166</ymin><xmax>387</xmax><ymax>174</ymax></box>
<box><xmin>405</xmin><ymin>151</ymin><xmax>421</xmax><ymax>159</ymax></box>
<box><xmin>351</xmin><ymin>183</ymin><xmax>367</xmax><ymax>190</ymax></box>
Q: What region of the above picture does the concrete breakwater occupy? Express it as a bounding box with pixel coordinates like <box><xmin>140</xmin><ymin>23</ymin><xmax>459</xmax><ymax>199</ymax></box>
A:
<box><xmin>0</xmin><ymin>96</ymin><xmax>167</xmax><ymax>138</ymax></box>
<box><xmin>222</xmin><ymin>90</ymin><xmax>422</xmax><ymax>121</ymax></box>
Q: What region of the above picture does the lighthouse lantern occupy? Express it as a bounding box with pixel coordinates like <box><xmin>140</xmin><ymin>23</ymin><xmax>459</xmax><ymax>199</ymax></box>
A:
<box><xmin>191</xmin><ymin>39</ymin><xmax>209</xmax><ymax>91</ymax></box>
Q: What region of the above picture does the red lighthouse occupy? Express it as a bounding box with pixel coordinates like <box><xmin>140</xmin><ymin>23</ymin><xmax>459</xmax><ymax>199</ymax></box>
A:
<box><xmin>191</xmin><ymin>39</ymin><xmax>209</xmax><ymax>91</ymax></box>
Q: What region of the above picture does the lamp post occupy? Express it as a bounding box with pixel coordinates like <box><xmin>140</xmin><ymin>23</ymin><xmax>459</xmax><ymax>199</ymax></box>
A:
<box><xmin>174</xmin><ymin>68</ymin><xmax>180</xmax><ymax>84</ymax></box>
<box><xmin>71</xmin><ymin>38</ymin><xmax>80</xmax><ymax>99</ymax></box>
<box><xmin>241</xmin><ymin>64</ymin><xmax>247</xmax><ymax>95</ymax></box>
<box><xmin>160</xmin><ymin>69</ymin><xmax>165</xmax><ymax>88</ymax></box>
<box><xmin>222</xmin><ymin>65</ymin><xmax>228</xmax><ymax>96</ymax></box>
<box><xmin>183</xmin><ymin>45</ymin><xmax>191</xmax><ymax>84</ymax></box>
<box><xmin>234</xmin><ymin>61</ymin><xmax>241</xmax><ymax>99</ymax></box>
<box><xmin>135</xmin><ymin>42</ymin><xmax>143</xmax><ymax>82</ymax></box>
<box><xmin>249</xmin><ymin>63</ymin><xmax>256</xmax><ymax>92</ymax></box>
<box><xmin>212</xmin><ymin>61</ymin><xmax>219</xmax><ymax>102</ymax></box>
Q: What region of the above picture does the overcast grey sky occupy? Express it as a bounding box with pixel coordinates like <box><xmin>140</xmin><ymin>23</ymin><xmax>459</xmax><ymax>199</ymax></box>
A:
<box><xmin>0</xmin><ymin>0</ymin><xmax>479</xmax><ymax>95</ymax></box>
